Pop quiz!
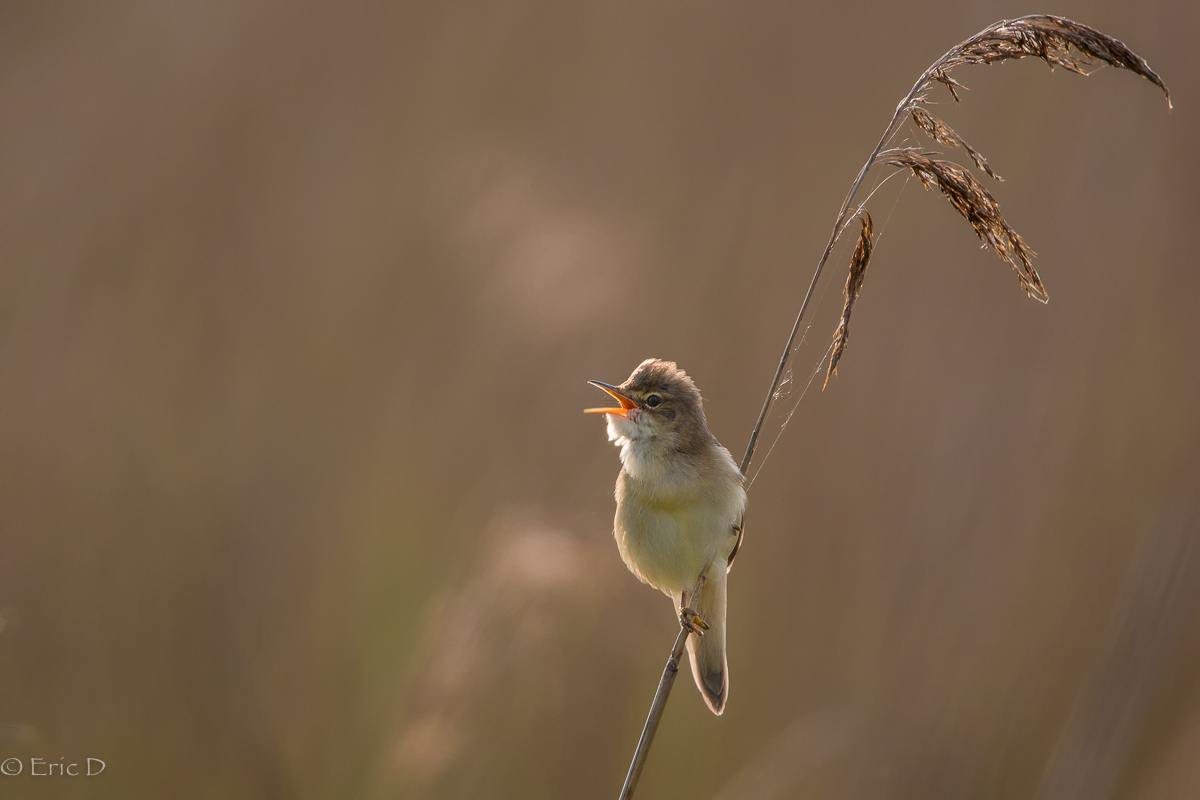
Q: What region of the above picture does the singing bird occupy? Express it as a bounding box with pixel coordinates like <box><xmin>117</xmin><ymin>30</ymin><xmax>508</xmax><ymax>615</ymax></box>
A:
<box><xmin>586</xmin><ymin>359</ymin><xmax>746</xmax><ymax>714</ymax></box>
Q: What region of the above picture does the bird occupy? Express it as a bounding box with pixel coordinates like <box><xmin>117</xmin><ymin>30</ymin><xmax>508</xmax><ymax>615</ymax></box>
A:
<box><xmin>586</xmin><ymin>358</ymin><xmax>746</xmax><ymax>714</ymax></box>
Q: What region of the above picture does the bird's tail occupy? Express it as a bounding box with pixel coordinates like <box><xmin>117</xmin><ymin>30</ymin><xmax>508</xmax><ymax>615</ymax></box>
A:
<box><xmin>683</xmin><ymin>563</ymin><xmax>728</xmax><ymax>715</ymax></box>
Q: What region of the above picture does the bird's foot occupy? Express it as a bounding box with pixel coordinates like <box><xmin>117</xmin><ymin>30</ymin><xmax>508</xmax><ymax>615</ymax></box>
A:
<box><xmin>678</xmin><ymin>607</ymin><xmax>709</xmax><ymax>636</ymax></box>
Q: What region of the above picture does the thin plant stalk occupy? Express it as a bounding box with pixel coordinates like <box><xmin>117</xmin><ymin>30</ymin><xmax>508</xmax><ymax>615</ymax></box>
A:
<box><xmin>616</xmin><ymin>625</ymin><xmax>690</xmax><ymax>800</ymax></box>
<box><xmin>618</xmin><ymin>574</ymin><xmax>705</xmax><ymax>799</ymax></box>
<box><xmin>738</xmin><ymin>97</ymin><xmax>900</xmax><ymax>474</ymax></box>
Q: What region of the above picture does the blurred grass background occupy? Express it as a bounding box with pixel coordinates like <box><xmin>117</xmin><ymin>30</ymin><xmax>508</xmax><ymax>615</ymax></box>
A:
<box><xmin>0</xmin><ymin>1</ymin><xmax>1197</xmax><ymax>798</ymax></box>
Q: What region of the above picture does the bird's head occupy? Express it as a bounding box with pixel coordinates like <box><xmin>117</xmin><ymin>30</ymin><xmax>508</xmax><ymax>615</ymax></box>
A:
<box><xmin>585</xmin><ymin>358</ymin><xmax>711</xmax><ymax>454</ymax></box>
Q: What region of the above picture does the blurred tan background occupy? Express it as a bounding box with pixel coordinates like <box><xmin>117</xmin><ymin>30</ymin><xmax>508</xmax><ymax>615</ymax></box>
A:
<box><xmin>1</xmin><ymin>1</ymin><xmax>1198</xmax><ymax>798</ymax></box>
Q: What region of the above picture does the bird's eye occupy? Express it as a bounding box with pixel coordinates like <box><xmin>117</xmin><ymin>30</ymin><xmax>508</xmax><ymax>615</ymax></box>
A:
<box><xmin>645</xmin><ymin>394</ymin><xmax>662</xmax><ymax>408</ymax></box>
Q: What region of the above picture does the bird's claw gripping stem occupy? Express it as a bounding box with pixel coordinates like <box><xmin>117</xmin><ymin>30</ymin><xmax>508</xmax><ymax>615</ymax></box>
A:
<box><xmin>679</xmin><ymin>607</ymin><xmax>709</xmax><ymax>636</ymax></box>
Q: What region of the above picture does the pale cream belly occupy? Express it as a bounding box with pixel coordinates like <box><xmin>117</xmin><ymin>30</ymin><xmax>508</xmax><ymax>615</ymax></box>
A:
<box><xmin>614</xmin><ymin>499</ymin><xmax>731</xmax><ymax>596</ymax></box>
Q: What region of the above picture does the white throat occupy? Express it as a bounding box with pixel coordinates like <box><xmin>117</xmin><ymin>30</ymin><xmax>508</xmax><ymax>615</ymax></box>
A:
<box><xmin>606</xmin><ymin>413</ymin><xmax>685</xmax><ymax>483</ymax></box>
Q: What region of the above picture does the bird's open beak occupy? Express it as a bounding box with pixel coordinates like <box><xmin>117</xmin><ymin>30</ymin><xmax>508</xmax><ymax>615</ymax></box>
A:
<box><xmin>584</xmin><ymin>381</ymin><xmax>638</xmax><ymax>417</ymax></box>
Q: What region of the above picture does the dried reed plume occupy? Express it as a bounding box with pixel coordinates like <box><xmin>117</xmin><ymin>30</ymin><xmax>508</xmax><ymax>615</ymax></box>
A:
<box><xmin>825</xmin><ymin>213</ymin><xmax>873</xmax><ymax>388</ymax></box>
<box><xmin>910</xmin><ymin>107</ymin><xmax>999</xmax><ymax>180</ymax></box>
<box><xmin>930</xmin><ymin>16</ymin><xmax>1170</xmax><ymax>101</ymax></box>
<box><xmin>882</xmin><ymin>148</ymin><xmax>1041</xmax><ymax>298</ymax></box>
<box><xmin>741</xmin><ymin>15</ymin><xmax>1169</xmax><ymax>471</ymax></box>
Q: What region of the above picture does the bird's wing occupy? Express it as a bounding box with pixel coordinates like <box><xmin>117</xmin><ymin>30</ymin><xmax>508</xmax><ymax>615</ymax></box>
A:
<box><xmin>725</xmin><ymin>514</ymin><xmax>745</xmax><ymax>572</ymax></box>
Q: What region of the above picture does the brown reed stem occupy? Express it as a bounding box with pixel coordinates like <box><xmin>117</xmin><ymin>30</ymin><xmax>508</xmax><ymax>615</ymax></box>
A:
<box><xmin>624</xmin><ymin>16</ymin><xmax>1169</xmax><ymax>800</ymax></box>
<box><xmin>617</xmin><ymin>625</ymin><xmax>689</xmax><ymax>800</ymax></box>
<box><xmin>739</xmin><ymin>54</ymin><xmax>925</xmax><ymax>474</ymax></box>
<box><xmin>617</xmin><ymin>574</ymin><xmax>706</xmax><ymax>799</ymax></box>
